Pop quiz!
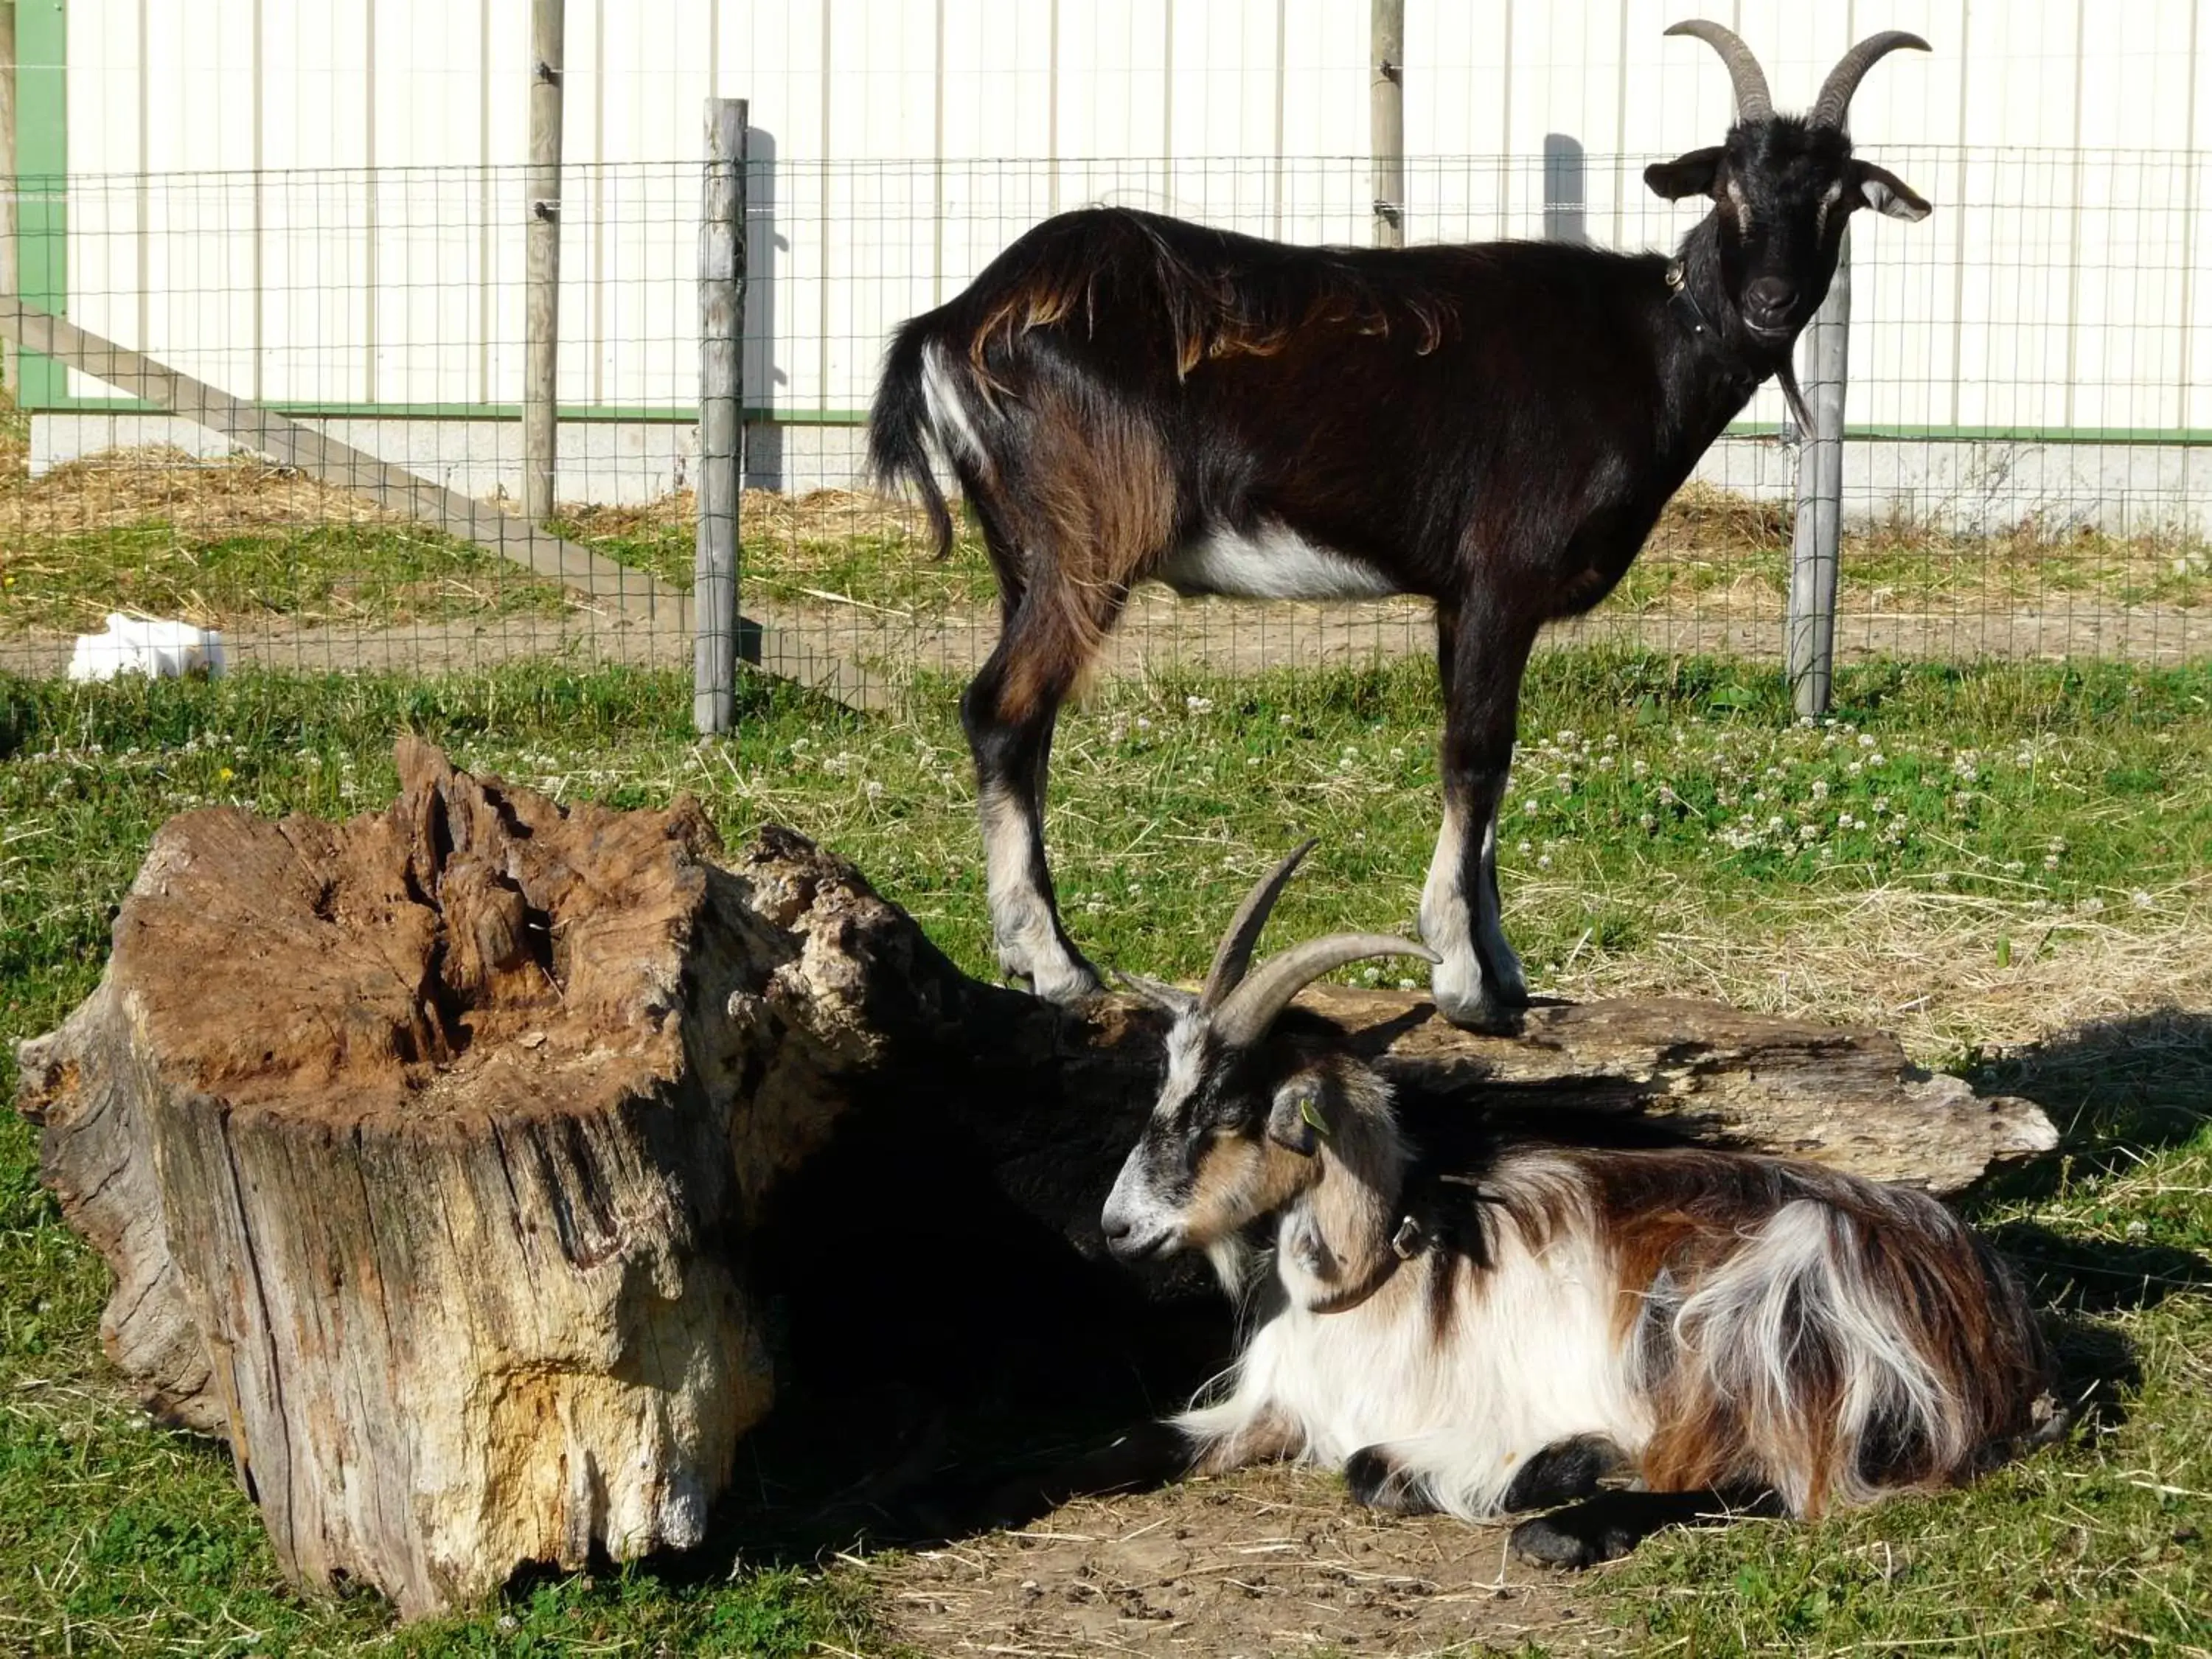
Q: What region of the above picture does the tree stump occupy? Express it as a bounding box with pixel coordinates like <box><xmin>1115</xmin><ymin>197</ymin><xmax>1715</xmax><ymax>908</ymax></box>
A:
<box><xmin>14</xmin><ymin>742</ymin><xmax>2058</xmax><ymax>1618</ymax></box>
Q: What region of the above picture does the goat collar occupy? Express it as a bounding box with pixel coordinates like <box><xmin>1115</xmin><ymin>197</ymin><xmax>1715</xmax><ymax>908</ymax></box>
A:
<box><xmin>1663</xmin><ymin>259</ymin><xmax>1714</xmax><ymax>340</ymax></box>
<box><xmin>1664</xmin><ymin>257</ymin><xmax>1817</xmax><ymax>435</ymax></box>
<box><xmin>1389</xmin><ymin>1214</ymin><xmax>1426</xmax><ymax>1260</ymax></box>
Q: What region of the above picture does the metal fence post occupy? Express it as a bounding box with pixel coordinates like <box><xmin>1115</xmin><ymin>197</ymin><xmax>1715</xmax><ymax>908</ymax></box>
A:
<box><xmin>524</xmin><ymin>0</ymin><xmax>565</xmax><ymax>527</ymax></box>
<box><xmin>1787</xmin><ymin>228</ymin><xmax>1850</xmax><ymax>718</ymax></box>
<box><xmin>1370</xmin><ymin>0</ymin><xmax>1404</xmax><ymax>247</ymax></box>
<box><xmin>695</xmin><ymin>97</ymin><xmax>747</xmax><ymax>737</ymax></box>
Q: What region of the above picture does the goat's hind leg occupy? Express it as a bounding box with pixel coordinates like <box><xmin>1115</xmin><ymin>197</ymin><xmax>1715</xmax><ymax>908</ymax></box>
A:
<box><xmin>960</xmin><ymin>591</ymin><xmax>1108</xmax><ymax>1003</ymax></box>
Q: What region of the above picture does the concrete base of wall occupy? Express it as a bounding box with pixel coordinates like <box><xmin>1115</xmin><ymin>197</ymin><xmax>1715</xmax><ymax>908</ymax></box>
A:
<box><xmin>25</xmin><ymin>411</ymin><xmax>2212</xmax><ymax>537</ymax></box>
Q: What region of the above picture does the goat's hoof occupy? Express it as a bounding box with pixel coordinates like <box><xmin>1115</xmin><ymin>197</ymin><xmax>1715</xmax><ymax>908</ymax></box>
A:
<box><xmin>1344</xmin><ymin>1446</ymin><xmax>1437</xmax><ymax>1515</ymax></box>
<box><xmin>998</xmin><ymin>955</ymin><xmax>1103</xmax><ymax>1005</ymax></box>
<box><xmin>1431</xmin><ymin>985</ymin><xmax>1526</xmax><ymax>1034</ymax></box>
<box><xmin>1508</xmin><ymin>1514</ymin><xmax>1620</xmax><ymax>1571</ymax></box>
<box><xmin>1502</xmin><ymin>1435</ymin><xmax>1621</xmax><ymax>1512</ymax></box>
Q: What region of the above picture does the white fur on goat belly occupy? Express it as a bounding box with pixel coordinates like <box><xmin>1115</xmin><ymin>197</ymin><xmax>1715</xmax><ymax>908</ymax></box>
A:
<box><xmin>1172</xmin><ymin>1138</ymin><xmax>2046</xmax><ymax>1523</ymax></box>
<box><xmin>1176</xmin><ymin>1152</ymin><xmax>1649</xmax><ymax>1520</ymax></box>
<box><xmin>1155</xmin><ymin>521</ymin><xmax>1404</xmax><ymax>601</ymax></box>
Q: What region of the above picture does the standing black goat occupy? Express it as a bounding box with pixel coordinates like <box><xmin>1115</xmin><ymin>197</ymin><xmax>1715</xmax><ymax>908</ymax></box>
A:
<box><xmin>869</xmin><ymin>22</ymin><xmax>1932</xmax><ymax>1027</ymax></box>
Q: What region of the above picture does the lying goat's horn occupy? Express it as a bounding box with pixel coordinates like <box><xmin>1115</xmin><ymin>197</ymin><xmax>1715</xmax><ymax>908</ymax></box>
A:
<box><xmin>1200</xmin><ymin>838</ymin><xmax>1319</xmax><ymax>1011</ymax></box>
<box><xmin>1664</xmin><ymin>20</ymin><xmax>1775</xmax><ymax>122</ymax></box>
<box><xmin>1211</xmin><ymin>933</ymin><xmax>1441</xmax><ymax>1049</ymax></box>
<box><xmin>1810</xmin><ymin>31</ymin><xmax>1930</xmax><ymax>130</ymax></box>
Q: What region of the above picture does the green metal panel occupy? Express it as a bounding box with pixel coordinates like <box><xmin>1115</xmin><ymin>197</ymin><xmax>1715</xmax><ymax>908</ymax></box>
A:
<box><xmin>14</xmin><ymin>0</ymin><xmax>66</xmax><ymax>411</ymax></box>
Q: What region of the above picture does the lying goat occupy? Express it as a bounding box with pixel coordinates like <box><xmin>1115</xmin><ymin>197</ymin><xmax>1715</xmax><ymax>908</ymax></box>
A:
<box><xmin>1083</xmin><ymin>846</ymin><xmax>2058</xmax><ymax>1565</ymax></box>
<box><xmin>870</xmin><ymin>21</ymin><xmax>1933</xmax><ymax>1028</ymax></box>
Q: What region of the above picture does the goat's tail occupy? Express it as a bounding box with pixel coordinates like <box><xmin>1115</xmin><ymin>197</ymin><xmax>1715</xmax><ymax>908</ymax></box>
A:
<box><xmin>867</xmin><ymin>317</ymin><xmax>959</xmax><ymax>561</ymax></box>
<box><xmin>1645</xmin><ymin>1187</ymin><xmax>2053</xmax><ymax>1516</ymax></box>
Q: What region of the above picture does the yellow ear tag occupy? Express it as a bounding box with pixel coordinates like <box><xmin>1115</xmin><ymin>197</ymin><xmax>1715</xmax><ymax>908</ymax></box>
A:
<box><xmin>1298</xmin><ymin>1093</ymin><xmax>1331</xmax><ymax>1138</ymax></box>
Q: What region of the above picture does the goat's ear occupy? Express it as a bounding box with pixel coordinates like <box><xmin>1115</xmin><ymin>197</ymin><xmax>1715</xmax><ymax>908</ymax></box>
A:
<box><xmin>1644</xmin><ymin>146</ymin><xmax>1725</xmax><ymax>201</ymax></box>
<box><xmin>1851</xmin><ymin>160</ymin><xmax>1932</xmax><ymax>222</ymax></box>
<box><xmin>1266</xmin><ymin>1075</ymin><xmax>1329</xmax><ymax>1158</ymax></box>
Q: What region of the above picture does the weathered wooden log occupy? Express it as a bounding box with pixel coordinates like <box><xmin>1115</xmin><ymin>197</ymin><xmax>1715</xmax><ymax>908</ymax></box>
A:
<box><xmin>14</xmin><ymin>743</ymin><xmax>2056</xmax><ymax>1617</ymax></box>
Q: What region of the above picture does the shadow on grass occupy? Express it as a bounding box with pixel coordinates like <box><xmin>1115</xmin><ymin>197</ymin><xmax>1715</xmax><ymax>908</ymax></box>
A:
<box><xmin>1954</xmin><ymin>1009</ymin><xmax>2212</xmax><ymax>1433</ymax></box>
<box><xmin>1964</xmin><ymin>1008</ymin><xmax>2212</xmax><ymax>1192</ymax></box>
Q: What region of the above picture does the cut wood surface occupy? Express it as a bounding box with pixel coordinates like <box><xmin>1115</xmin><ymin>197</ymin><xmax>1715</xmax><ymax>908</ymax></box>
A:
<box><xmin>14</xmin><ymin>746</ymin><xmax>2057</xmax><ymax>1616</ymax></box>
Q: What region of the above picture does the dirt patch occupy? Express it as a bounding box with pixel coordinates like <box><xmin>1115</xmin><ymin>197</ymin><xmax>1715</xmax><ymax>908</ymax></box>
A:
<box><xmin>869</xmin><ymin>1464</ymin><xmax>1607</xmax><ymax>1658</ymax></box>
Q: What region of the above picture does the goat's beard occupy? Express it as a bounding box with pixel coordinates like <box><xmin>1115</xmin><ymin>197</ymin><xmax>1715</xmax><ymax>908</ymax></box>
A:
<box><xmin>1775</xmin><ymin>358</ymin><xmax>1819</xmax><ymax>440</ymax></box>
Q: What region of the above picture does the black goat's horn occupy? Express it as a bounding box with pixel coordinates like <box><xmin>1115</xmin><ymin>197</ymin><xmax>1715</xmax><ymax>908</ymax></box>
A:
<box><xmin>1664</xmin><ymin>20</ymin><xmax>1774</xmax><ymax>122</ymax></box>
<box><xmin>1200</xmin><ymin>838</ymin><xmax>1318</xmax><ymax>1010</ymax></box>
<box><xmin>1810</xmin><ymin>30</ymin><xmax>1930</xmax><ymax>129</ymax></box>
<box><xmin>1212</xmin><ymin>933</ymin><xmax>1440</xmax><ymax>1050</ymax></box>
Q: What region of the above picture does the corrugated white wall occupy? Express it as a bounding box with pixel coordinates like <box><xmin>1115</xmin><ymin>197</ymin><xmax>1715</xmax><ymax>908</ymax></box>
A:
<box><xmin>46</xmin><ymin>0</ymin><xmax>2212</xmax><ymax>432</ymax></box>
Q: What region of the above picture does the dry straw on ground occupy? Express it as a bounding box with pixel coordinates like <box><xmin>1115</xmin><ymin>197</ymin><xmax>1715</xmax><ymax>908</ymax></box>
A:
<box><xmin>1543</xmin><ymin>873</ymin><xmax>2212</xmax><ymax>1067</ymax></box>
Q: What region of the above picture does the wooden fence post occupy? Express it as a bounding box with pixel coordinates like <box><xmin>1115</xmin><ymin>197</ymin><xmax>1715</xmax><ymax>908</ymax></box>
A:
<box><xmin>1788</xmin><ymin>228</ymin><xmax>1850</xmax><ymax>717</ymax></box>
<box><xmin>524</xmin><ymin>0</ymin><xmax>565</xmax><ymax>527</ymax></box>
<box><xmin>695</xmin><ymin>98</ymin><xmax>746</xmax><ymax>737</ymax></box>
<box><xmin>1371</xmin><ymin>0</ymin><xmax>1404</xmax><ymax>247</ymax></box>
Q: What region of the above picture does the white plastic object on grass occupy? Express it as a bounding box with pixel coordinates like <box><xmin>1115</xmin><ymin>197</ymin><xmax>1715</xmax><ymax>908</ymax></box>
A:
<box><xmin>66</xmin><ymin>613</ymin><xmax>227</xmax><ymax>682</ymax></box>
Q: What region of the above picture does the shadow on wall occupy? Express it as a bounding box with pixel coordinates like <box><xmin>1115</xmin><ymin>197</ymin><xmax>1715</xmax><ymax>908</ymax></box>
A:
<box><xmin>1545</xmin><ymin>133</ymin><xmax>1587</xmax><ymax>245</ymax></box>
<box><xmin>742</xmin><ymin>125</ymin><xmax>787</xmax><ymax>493</ymax></box>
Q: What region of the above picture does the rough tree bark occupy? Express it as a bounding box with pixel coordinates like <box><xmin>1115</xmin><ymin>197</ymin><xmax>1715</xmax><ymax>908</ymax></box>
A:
<box><xmin>13</xmin><ymin>742</ymin><xmax>2056</xmax><ymax>1618</ymax></box>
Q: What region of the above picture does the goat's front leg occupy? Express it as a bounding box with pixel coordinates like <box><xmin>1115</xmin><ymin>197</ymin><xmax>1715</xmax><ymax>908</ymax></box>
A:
<box><xmin>960</xmin><ymin>608</ymin><xmax>1102</xmax><ymax>1004</ymax></box>
<box><xmin>1509</xmin><ymin>1486</ymin><xmax>1778</xmax><ymax>1569</ymax></box>
<box><xmin>1422</xmin><ymin>604</ymin><xmax>1537</xmax><ymax>1029</ymax></box>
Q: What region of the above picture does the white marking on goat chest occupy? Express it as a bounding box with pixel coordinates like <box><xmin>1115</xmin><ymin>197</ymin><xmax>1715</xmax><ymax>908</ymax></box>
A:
<box><xmin>1159</xmin><ymin>521</ymin><xmax>1402</xmax><ymax>601</ymax></box>
<box><xmin>1179</xmin><ymin>1156</ymin><xmax>1651</xmax><ymax>1519</ymax></box>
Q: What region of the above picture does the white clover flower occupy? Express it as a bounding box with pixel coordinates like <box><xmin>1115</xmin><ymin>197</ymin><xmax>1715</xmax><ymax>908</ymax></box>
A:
<box><xmin>1518</xmin><ymin>839</ymin><xmax>1533</xmax><ymax>855</ymax></box>
<box><xmin>2132</xmin><ymin>890</ymin><xmax>2156</xmax><ymax>911</ymax></box>
<box><xmin>1632</xmin><ymin>759</ymin><xmax>1649</xmax><ymax>779</ymax></box>
<box><xmin>1858</xmin><ymin>733</ymin><xmax>1877</xmax><ymax>748</ymax></box>
<box><xmin>1537</xmin><ymin>855</ymin><xmax>1553</xmax><ymax>870</ymax></box>
<box><xmin>1810</xmin><ymin>779</ymin><xmax>1829</xmax><ymax>802</ymax></box>
<box><xmin>1798</xmin><ymin>823</ymin><xmax>1819</xmax><ymax>842</ymax></box>
<box><xmin>865</xmin><ymin>780</ymin><xmax>885</xmax><ymax>801</ymax></box>
<box><xmin>1186</xmin><ymin>695</ymin><xmax>1214</xmax><ymax>714</ymax></box>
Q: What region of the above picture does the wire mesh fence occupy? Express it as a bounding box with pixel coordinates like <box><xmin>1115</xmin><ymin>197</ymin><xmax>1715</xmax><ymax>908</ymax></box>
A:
<box><xmin>4</xmin><ymin>145</ymin><xmax>2210</xmax><ymax>700</ymax></box>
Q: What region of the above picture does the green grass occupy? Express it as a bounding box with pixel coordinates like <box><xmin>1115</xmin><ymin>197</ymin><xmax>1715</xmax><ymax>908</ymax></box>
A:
<box><xmin>0</xmin><ymin>522</ymin><xmax>579</xmax><ymax>633</ymax></box>
<box><xmin>552</xmin><ymin>500</ymin><xmax>1004</xmax><ymax>615</ymax></box>
<box><xmin>3</xmin><ymin>650</ymin><xmax>2209</xmax><ymax>1653</ymax></box>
